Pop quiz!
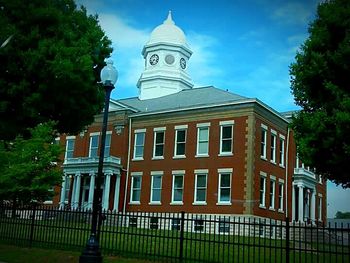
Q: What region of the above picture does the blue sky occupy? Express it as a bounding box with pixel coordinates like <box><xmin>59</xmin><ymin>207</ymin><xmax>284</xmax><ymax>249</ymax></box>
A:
<box><xmin>77</xmin><ymin>0</ymin><xmax>350</xmax><ymax>218</ymax></box>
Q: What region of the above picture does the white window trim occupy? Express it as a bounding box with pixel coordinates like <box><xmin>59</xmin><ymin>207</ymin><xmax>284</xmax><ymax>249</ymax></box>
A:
<box><xmin>261</xmin><ymin>126</ymin><xmax>267</xmax><ymax>160</ymax></box>
<box><xmin>171</xmin><ymin>173</ymin><xmax>184</xmax><ymax>205</ymax></box>
<box><xmin>259</xmin><ymin>172</ymin><xmax>267</xmax><ymax>208</ymax></box>
<box><xmin>89</xmin><ymin>134</ymin><xmax>99</xmax><ymax>158</ymax></box>
<box><xmin>219</xmin><ymin>122</ymin><xmax>234</xmax><ymax>156</ymax></box>
<box><xmin>149</xmin><ymin>174</ymin><xmax>162</xmax><ymax>205</ymax></box>
<box><xmin>89</xmin><ymin>132</ymin><xmax>101</xmax><ymax>136</ymax></box>
<box><xmin>173</xmin><ymin>128</ymin><xmax>187</xmax><ymax>158</ymax></box>
<box><xmin>133</xmin><ymin>131</ymin><xmax>145</xmax><ymax>160</ymax></box>
<box><xmin>175</xmin><ymin>124</ymin><xmax>188</xmax><ymax>129</ymax></box>
<box><xmin>129</xmin><ymin>172</ymin><xmax>142</xmax><ymax>204</ymax></box>
<box><xmin>270</xmin><ymin>133</ymin><xmax>276</xmax><ymax>164</ymax></box>
<box><xmin>152</xmin><ymin>130</ymin><xmax>165</xmax><ymax>159</ymax></box>
<box><xmin>217</xmin><ymin>172</ymin><xmax>232</xmax><ymax>205</ymax></box>
<box><xmin>279</xmin><ymin>136</ymin><xmax>285</xmax><ymax>167</ymax></box>
<box><xmin>64</xmin><ymin>138</ymin><xmax>75</xmax><ymax>159</ymax></box>
<box><xmin>193</xmin><ymin>173</ymin><xmax>207</xmax><ymax>205</ymax></box>
<box><xmin>278</xmin><ymin>181</ymin><xmax>284</xmax><ymax>213</ymax></box>
<box><xmin>196</xmin><ymin>126</ymin><xmax>210</xmax><ymax>157</ymax></box>
<box><xmin>269</xmin><ymin>178</ymin><xmax>276</xmax><ymax>210</ymax></box>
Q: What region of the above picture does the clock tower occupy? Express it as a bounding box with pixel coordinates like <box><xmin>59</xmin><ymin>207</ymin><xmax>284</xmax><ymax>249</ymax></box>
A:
<box><xmin>137</xmin><ymin>11</ymin><xmax>193</xmax><ymax>100</ymax></box>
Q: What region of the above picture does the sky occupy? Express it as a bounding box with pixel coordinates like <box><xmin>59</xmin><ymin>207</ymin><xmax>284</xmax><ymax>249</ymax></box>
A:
<box><xmin>76</xmin><ymin>0</ymin><xmax>350</xmax><ymax>218</ymax></box>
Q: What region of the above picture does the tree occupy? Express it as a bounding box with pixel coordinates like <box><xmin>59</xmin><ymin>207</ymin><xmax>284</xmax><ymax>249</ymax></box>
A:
<box><xmin>335</xmin><ymin>211</ymin><xmax>350</xmax><ymax>219</ymax></box>
<box><xmin>0</xmin><ymin>0</ymin><xmax>113</xmax><ymax>140</ymax></box>
<box><xmin>0</xmin><ymin>122</ymin><xmax>63</xmax><ymax>204</ymax></box>
<box><xmin>290</xmin><ymin>0</ymin><xmax>350</xmax><ymax>188</ymax></box>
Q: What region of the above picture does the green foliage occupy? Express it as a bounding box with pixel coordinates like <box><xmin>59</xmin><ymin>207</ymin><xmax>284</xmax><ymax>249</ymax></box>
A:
<box><xmin>335</xmin><ymin>211</ymin><xmax>350</xmax><ymax>219</ymax></box>
<box><xmin>0</xmin><ymin>122</ymin><xmax>63</xmax><ymax>203</ymax></box>
<box><xmin>290</xmin><ymin>0</ymin><xmax>350</xmax><ymax>188</ymax></box>
<box><xmin>0</xmin><ymin>0</ymin><xmax>113</xmax><ymax>140</ymax></box>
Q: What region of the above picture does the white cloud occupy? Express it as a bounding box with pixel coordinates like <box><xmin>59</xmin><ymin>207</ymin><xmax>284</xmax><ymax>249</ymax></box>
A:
<box><xmin>271</xmin><ymin>2</ymin><xmax>313</xmax><ymax>25</ymax></box>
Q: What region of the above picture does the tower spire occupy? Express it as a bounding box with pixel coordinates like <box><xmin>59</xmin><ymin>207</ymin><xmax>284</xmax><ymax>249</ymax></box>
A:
<box><xmin>164</xmin><ymin>10</ymin><xmax>175</xmax><ymax>25</ymax></box>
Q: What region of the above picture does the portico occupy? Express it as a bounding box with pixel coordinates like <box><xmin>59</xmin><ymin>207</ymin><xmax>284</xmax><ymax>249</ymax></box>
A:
<box><xmin>60</xmin><ymin>156</ymin><xmax>122</xmax><ymax>211</ymax></box>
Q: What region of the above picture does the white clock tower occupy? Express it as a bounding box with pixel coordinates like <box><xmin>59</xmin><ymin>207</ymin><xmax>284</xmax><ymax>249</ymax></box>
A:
<box><xmin>137</xmin><ymin>11</ymin><xmax>193</xmax><ymax>100</ymax></box>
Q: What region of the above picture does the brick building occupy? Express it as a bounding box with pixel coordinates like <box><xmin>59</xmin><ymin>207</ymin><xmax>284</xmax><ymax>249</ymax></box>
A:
<box><xmin>54</xmin><ymin>12</ymin><xmax>326</xmax><ymax>223</ymax></box>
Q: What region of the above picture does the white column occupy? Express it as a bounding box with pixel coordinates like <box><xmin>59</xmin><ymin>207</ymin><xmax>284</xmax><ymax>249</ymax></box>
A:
<box><xmin>310</xmin><ymin>189</ymin><xmax>316</xmax><ymax>222</ymax></box>
<box><xmin>292</xmin><ymin>185</ymin><xmax>296</xmax><ymax>221</ymax></box>
<box><xmin>59</xmin><ymin>175</ymin><xmax>67</xmax><ymax>209</ymax></box>
<box><xmin>298</xmin><ymin>185</ymin><xmax>304</xmax><ymax>222</ymax></box>
<box><xmin>103</xmin><ymin>173</ymin><xmax>112</xmax><ymax>210</ymax></box>
<box><xmin>113</xmin><ymin>175</ymin><xmax>121</xmax><ymax>211</ymax></box>
<box><xmin>88</xmin><ymin>172</ymin><xmax>95</xmax><ymax>209</ymax></box>
<box><xmin>71</xmin><ymin>176</ymin><xmax>77</xmax><ymax>209</ymax></box>
<box><xmin>73</xmin><ymin>172</ymin><xmax>81</xmax><ymax>209</ymax></box>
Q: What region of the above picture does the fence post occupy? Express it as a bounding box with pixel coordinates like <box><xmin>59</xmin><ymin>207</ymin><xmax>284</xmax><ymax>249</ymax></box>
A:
<box><xmin>285</xmin><ymin>217</ymin><xmax>290</xmax><ymax>263</ymax></box>
<box><xmin>179</xmin><ymin>211</ymin><xmax>185</xmax><ymax>262</ymax></box>
<box><xmin>29</xmin><ymin>203</ymin><xmax>37</xmax><ymax>248</ymax></box>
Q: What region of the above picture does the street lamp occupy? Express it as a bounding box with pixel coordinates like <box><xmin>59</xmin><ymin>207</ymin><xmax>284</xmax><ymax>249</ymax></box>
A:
<box><xmin>80</xmin><ymin>60</ymin><xmax>118</xmax><ymax>263</ymax></box>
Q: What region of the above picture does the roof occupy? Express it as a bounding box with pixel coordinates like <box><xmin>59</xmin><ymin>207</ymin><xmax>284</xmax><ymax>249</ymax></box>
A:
<box><xmin>117</xmin><ymin>86</ymin><xmax>248</xmax><ymax>114</ymax></box>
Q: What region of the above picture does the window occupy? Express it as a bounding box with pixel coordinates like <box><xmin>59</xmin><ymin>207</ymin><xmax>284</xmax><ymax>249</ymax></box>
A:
<box><xmin>89</xmin><ymin>134</ymin><xmax>99</xmax><ymax>158</ymax></box>
<box><xmin>171</xmin><ymin>218</ymin><xmax>181</xmax><ymax>231</ymax></box>
<box><xmin>171</xmin><ymin>172</ymin><xmax>184</xmax><ymax>204</ymax></box>
<box><xmin>194</xmin><ymin>218</ymin><xmax>204</xmax><ymax>232</ymax></box>
<box><xmin>174</xmin><ymin>127</ymin><xmax>186</xmax><ymax>157</ymax></box>
<box><xmin>278</xmin><ymin>181</ymin><xmax>284</xmax><ymax>211</ymax></box>
<box><xmin>218</xmin><ymin>218</ymin><xmax>230</xmax><ymax>233</ymax></box>
<box><xmin>259</xmin><ymin>173</ymin><xmax>266</xmax><ymax>207</ymax></box>
<box><xmin>260</xmin><ymin>125</ymin><xmax>267</xmax><ymax>159</ymax></box>
<box><xmin>153</xmin><ymin>128</ymin><xmax>165</xmax><ymax>158</ymax></box>
<box><xmin>270</xmin><ymin>132</ymin><xmax>276</xmax><ymax>163</ymax></box>
<box><xmin>133</xmin><ymin>129</ymin><xmax>145</xmax><ymax>159</ymax></box>
<box><xmin>129</xmin><ymin>217</ymin><xmax>137</xmax><ymax>228</ymax></box>
<box><xmin>269</xmin><ymin>178</ymin><xmax>275</xmax><ymax>210</ymax></box>
<box><xmin>220</xmin><ymin>121</ymin><xmax>234</xmax><ymax>155</ymax></box>
<box><xmin>318</xmin><ymin>196</ymin><xmax>322</xmax><ymax>221</ymax></box>
<box><xmin>196</xmin><ymin>123</ymin><xmax>210</xmax><ymax>156</ymax></box>
<box><xmin>150</xmin><ymin>172</ymin><xmax>162</xmax><ymax>203</ymax></box>
<box><xmin>64</xmin><ymin>177</ymin><xmax>71</xmax><ymax>203</ymax></box>
<box><xmin>104</xmin><ymin>133</ymin><xmax>111</xmax><ymax>157</ymax></box>
<box><xmin>279</xmin><ymin>136</ymin><xmax>285</xmax><ymax>167</ymax></box>
<box><xmin>194</xmin><ymin>172</ymin><xmax>207</xmax><ymax>204</ymax></box>
<box><xmin>130</xmin><ymin>173</ymin><xmax>142</xmax><ymax>203</ymax></box>
<box><xmin>218</xmin><ymin>169</ymin><xmax>232</xmax><ymax>204</ymax></box>
<box><xmin>149</xmin><ymin>217</ymin><xmax>159</xmax><ymax>230</ymax></box>
<box><xmin>65</xmin><ymin>137</ymin><xmax>75</xmax><ymax>159</ymax></box>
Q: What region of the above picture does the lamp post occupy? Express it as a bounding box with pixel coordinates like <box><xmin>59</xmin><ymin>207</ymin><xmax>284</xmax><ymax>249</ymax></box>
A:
<box><xmin>80</xmin><ymin>60</ymin><xmax>118</xmax><ymax>263</ymax></box>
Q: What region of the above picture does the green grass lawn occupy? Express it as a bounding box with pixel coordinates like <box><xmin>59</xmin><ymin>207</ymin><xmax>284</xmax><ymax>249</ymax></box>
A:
<box><xmin>0</xmin><ymin>244</ymin><xmax>152</xmax><ymax>263</ymax></box>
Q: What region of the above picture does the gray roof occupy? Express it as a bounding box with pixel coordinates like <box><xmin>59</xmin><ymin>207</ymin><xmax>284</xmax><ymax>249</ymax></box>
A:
<box><xmin>116</xmin><ymin>86</ymin><xmax>249</xmax><ymax>114</ymax></box>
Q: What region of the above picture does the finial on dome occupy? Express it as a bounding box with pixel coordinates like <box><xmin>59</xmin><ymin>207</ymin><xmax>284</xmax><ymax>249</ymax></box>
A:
<box><xmin>164</xmin><ymin>10</ymin><xmax>175</xmax><ymax>25</ymax></box>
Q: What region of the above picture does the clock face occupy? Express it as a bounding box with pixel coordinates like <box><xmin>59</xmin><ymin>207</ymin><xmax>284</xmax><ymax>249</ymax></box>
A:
<box><xmin>149</xmin><ymin>54</ymin><xmax>159</xmax><ymax>65</ymax></box>
<box><xmin>165</xmin><ymin>54</ymin><xmax>175</xmax><ymax>65</ymax></box>
<box><xmin>180</xmin><ymin>58</ymin><xmax>186</xmax><ymax>69</ymax></box>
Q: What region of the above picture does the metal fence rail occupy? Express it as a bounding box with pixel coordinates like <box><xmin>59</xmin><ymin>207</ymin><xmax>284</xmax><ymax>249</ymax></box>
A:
<box><xmin>0</xmin><ymin>204</ymin><xmax>349</xmax><ymax>262</ymax></box>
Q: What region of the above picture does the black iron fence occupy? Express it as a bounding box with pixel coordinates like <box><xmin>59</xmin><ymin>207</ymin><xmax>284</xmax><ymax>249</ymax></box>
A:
<box><xmin>0</xmin><ymin>204</ymin><xmax>349</xmax><ymax>262</ymax></box>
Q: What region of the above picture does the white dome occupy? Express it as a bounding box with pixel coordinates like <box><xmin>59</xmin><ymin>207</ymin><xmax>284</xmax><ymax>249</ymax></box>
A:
<box><xmin>148</xmin><ymin>11</ymin><xmax>187</xmax><ymax>46</ymax></box>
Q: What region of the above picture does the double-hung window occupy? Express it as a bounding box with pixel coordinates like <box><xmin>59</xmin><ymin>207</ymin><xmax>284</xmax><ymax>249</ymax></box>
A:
<box><xmin>171</xmin><ymin>171</ymin><xmax>184</xmax><ymax>204</ymax></box>
<box><xmin>89</xmin><ymin>133</ymin><xmax>99</xmax><ymax>158</ymax></box>
<box><xmin>270</xmin><ymin>130</ymin><xmax>276</xmax><ymax>163</ymax></box>
<box><xmin>65</xmin><ymin>136</ymin><xmax>75</xmax><ymax>159</ymax></box>
<box><xmin>269</xmin><ymin>177</ymin><xmax>276</xmax><ymax>210</ymax></box>
<box><xmin>104</xmin><ymin>132</ymin><xmax>112</xmax><ymax>157</ymax></box>
<box><xmin>278</xmin><ymin>180</ymin><xmax>284</xmax><ymax>212</ymax></box>
<box><xmin>133</xmin><ymin>129</ymin><xmax>146</xmax><ymax>160</ymax></box>
<box><xmin>150</xmin><ymin>171</ymin><xmax>163</xmax><ymax>204</ymax></box>
<box><xmin>217</xmin><ymin>168</ymin><xmax>232</xmax><ymax>204</ymax></box>
<box><xmin>174</xmin><ymin>125</ymin><xmax>187</xmax><ymax>157</ymax></box>
<box><xmin>194</xmin><ymin>170</ymin><xmax>208</xmax><ymax>204</ymax></box>
<box><xmin>219</xmin><ymin>121</ymin><xmax>234</xmax><ymax>155</ymax></box>
<box><xmin>279</xmin><ymin>135</ymin><xmax>285</xmax><ymax>167</ymax></box>
<box><xmin>196</xmin><ymin>123</ymin><xmax>210</xmax><ymax>156</ymax></box>
<box><xmin>130</xmin><ymin>172</ymin><xmax>142</xmax><ymax>203</ymax></box>
<box><xmin>153</xmin><ymin>127</ymin><xmax>165</xmax><ymax>159</ymax></box>
<box><xmin>259</xmin><ymin>172</ymin><xmax>267</xmax><ymax>208</ymax></box>
<box><xmin>318</xmin><ymin>195</ymin><xmax>323</xmax><ymax>221</ymax></box>
<box><xmin>260</xmin><ymin>124</ymin><xmax>267</xmax><ymax>159</ymax></box>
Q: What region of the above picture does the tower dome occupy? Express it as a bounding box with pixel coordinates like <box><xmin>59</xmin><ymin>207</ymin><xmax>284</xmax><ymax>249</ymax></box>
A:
<box><xmin>148</xmin><ymin>11</ymin><xmax>188</xmax><ymax>47</ymax></box>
